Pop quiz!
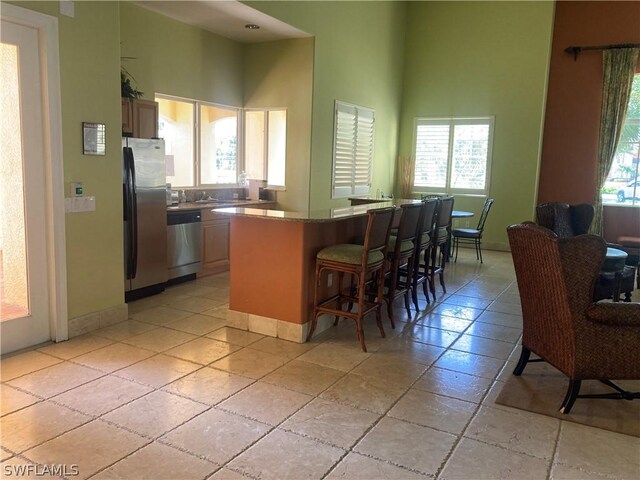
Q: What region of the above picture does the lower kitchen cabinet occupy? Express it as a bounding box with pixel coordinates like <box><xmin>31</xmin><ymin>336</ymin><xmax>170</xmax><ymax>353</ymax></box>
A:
<box><xmin>201</xmin><ymin>216</ymin><xmax>230</xmax><ymax>275</ymax></box>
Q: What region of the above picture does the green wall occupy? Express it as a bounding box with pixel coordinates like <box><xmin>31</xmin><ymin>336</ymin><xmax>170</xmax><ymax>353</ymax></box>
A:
<box><xmin>399</xmin><ymin>1</ymin><xmax>554</xmax><ymax>248</ymax></box>
<box><xmin>9</xmin><ymin>1</ymin><xmax>124</xmax><ymax>319</ymax></box>
<box><xmin>247</xmin><ymin>1</ymin><xmax>407</xmax><ymax>210</ymax></box>
<box><xmin>243</xmin><ymin>38</ymin><xmax>314</xmax><ymax>211</ymax></box>
<box><xmin>119</xmin><ymin>2</ymin><xmax>244</xmax><ymax>107</ymax></box>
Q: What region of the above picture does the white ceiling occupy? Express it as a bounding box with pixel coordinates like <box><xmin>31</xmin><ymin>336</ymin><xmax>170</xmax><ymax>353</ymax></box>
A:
<box><xmin>134</xmin><ymin>1</ymin><xmax>311</xmax><ymax>43</ymax></box>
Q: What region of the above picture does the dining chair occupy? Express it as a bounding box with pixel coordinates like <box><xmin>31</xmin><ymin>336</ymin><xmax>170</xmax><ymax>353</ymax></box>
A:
<box><xmin>452</xmin><ymin>198</ymin><xmax>494</xmax><ymax>263</ymax></box>
<box><xmin>429</xmin><ymin>196</ymin><xmax>454</xmax><ymax>300</ymax></box>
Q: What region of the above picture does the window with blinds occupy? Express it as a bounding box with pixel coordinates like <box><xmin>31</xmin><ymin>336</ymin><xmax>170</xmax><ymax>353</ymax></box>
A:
<box><xmin>332</xmin><ymin>101</ymin><xmax>375</xmax><ymax>198</ymax></box>
<box><xmin>413</xmin><ymin>117</ymin><xmax>494</xmax><ymax>195</ymax></box>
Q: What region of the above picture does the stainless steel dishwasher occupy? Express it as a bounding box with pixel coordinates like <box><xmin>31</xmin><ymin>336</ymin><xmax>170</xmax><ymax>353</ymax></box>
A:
<box><xmin>167</xmin><ymin>210</ymin><xmax>202</xmax><ymax>280</ymax></box>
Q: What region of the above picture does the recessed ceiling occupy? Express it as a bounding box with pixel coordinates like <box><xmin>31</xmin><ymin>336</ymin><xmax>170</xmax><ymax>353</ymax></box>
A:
<box><xmin>134</xmin><ymin>1</ymin><xmax>311</xmax><ymax>43</ymax></box>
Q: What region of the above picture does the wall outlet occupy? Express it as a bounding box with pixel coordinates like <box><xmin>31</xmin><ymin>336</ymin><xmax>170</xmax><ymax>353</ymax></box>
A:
<box><xmin>327</xmin><ymin>273</ymin><xmax>333</xmax><ymax>287</ymax></box>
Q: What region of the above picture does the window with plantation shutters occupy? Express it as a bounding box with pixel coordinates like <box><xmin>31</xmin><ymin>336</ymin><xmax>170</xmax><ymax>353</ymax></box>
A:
<box><xmin>332</xmin><ymin>101</ymin><xmax>375</xmax><ymax>198</ymax></box>
<box><xmin>413</xmin><ymin>117</ymin><xmax>494</xmax><ymax>195</ymax></box>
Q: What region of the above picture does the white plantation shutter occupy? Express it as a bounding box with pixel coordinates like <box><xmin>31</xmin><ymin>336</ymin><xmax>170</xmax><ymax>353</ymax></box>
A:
<box><xmin>413</xmin><ymin>117</ymin><xmax>493</xmax><ymax>195</ymax></box>
<box><xmin>333</xmin><ymin>101</ymin><xmax>375</xmax><ymax>198</ymax></box>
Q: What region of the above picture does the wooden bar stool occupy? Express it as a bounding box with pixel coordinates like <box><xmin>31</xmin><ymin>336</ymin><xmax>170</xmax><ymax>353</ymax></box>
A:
<box><xmin>306</xmin><ymin>207</ymin><xmax>395</xmax><ymax>352</ymax></box>
<box><xmin>385</xmin><ymin>202</ymin><xmax>423</xmax><ymax>328</ymax></box>
<box><xmin>409</xmin><ymin>198</ymin><xmax>438</xmax><ymax>311</ymax></box>
<box><xmin>430</xmin><ymin>196</ymin><xmax>454</xmax><ymax>300</ymax></box>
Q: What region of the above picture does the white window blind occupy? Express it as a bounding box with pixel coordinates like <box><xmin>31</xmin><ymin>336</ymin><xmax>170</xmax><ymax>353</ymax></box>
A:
<box><xmin>332</xmin><ymin>101</ymin><xmax>375</xmax><ymax>198</ymax></box>
<box><xmin>414</xmin><ymin>117</ymin><xmax>494</xmax><ymax>195</ymax></box>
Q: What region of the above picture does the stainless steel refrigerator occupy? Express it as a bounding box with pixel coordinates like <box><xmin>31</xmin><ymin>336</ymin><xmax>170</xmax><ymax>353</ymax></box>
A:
<box><xmin>123</xmin><ymin>138</ymin><xmax>167</xmax><ymax>301</ymax></box>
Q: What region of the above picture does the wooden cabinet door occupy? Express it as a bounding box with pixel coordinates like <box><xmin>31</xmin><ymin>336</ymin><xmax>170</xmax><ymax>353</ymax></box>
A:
<box><xmin>201</xmin><ymin>219</ymin><xmax>230</xmax><ymax>275</ymax></box>
<box><xmin>121</xmin><ymin>98</ymin><xmax>133</xmax><ymax>136</ymax></box>
<box><xmin>132</xmin><ymin>99</ymin><xmax>158</xmax><ymax>139</ymax></box>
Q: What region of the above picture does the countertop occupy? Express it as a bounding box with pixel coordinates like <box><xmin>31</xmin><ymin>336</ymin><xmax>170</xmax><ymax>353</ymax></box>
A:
<box><xmin>212</xmin><ymin>199</ymin><xmax>422</xmax><ymax>223</ymax></box>
<box><xmin>167</xmin><ymin>199</ymin><xmax>275</xmax><ymax>212</ymax></box>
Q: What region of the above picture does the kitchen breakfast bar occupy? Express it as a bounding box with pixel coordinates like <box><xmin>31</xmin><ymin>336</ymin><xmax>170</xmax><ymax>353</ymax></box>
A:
<box><xmin>213</xmin><ymin>201</ymin><xmax>417</xmax><ymax>343</ymax></box>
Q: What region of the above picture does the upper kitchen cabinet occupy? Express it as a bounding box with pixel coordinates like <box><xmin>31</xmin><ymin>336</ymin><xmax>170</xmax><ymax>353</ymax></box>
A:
<box><xmin>122</xmin><ymin>98</ymin><xmax>158</xmax><ymax>138</ymax></box>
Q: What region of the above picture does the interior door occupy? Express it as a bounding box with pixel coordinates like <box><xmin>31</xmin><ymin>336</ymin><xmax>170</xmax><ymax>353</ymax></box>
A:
<box><xmin>1</xmin><ymin>18</ymin><xmax>51</xmax><ymax>353</ymax></box>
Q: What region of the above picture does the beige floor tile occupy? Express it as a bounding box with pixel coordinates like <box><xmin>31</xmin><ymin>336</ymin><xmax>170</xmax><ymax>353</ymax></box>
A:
<box><xmin>430</xmin><ymin>303</ymin><xmax>484</xmax><ymax>321</ymax></box>
<box><xmin>320</xmin><ymin>373</ymin><xmax>407</xmax><ymax>414</ymax></box>
<box><xmin>326</xmin><ymin>452</ymin><xmax>426</xmax><ymax>479</ymax></box>
<box><xmin>414</xmin><ymin>313</ymin><xmax>472</xmax><ymax>332</ymax></box>
<box><xmin>166</xmin><ymin>283</ymin><xmax>220</xmax><ymax>297</ymax></box>
<box><xmin>476</xmin><ymin>310</ymin><xmax>522</xmax><ymax>328</ymax></box>
<box><xmin>200</xmin><ymin>305</ymin><xmax>229</xmax><ymax>320</ymax></box>
<box><xmin>114</xmin><ymin>354</ymin><xmax>201</xmax><ymax>388</ymax></box>
<box><xmin>207</xmin><ymin>468</ymin><xmax>247</xmax><ymax>479</ymax></box>
<box><xmin>160</xmin><ymin>408</ymin><xmax>269</xmax><ymax>465</ymax></box>
<box><xmin>228</xmin><ymin>429</ymin><xmax>344</xmax><ymax>479</ymax></box>
<box><xmin>396</xmin><ymin>324</ymin><xmax>461</xmax><ymax>348</ymax></box>
<box><xmin>219</xmin><ymin>381</ymin><xmax>312</xmax><ymax>425</ymax></box>
<box><xmin>554</xmin><ymin>422</ymin><xmax>640</xmax><ymax>479</ymax></box>
<box><xmin>413</xmin><ymin>367</ymin><xmax>492</xmax><ymax>403</ymax></box>
<box><xmin>262</xmin><ymin>360</ymin><xmax>345</xmax><ymax>396</ymax></box>
<box><xmin>91</xmin><ymin>441</ymin><xmax>216</xmax><ymax>480</ymax></box>
<box><xmin>1</xmin><ymin>384</ymin><xmax>40</xmax><ymax>416</ymax></box>
<box><xmin>453</xmin><ymin>286</ymin><xmax>501</xmax><ymax>300</ymax></box>
<box><xmin>1</xmin><ymin>448</ymin><xmax>12</xmax><ymax>461</ymax></box>
<box><xmin>72</xmin><ymin>343</ymin><xmax>155</xmax><ymax>373</ymax></box>
<box><xmin>0</xmin><ymin>401</ymin><xmax>90</xmax><ymax>453</ymax></box>
<box><xmin>164</xmin><ymin>313</ymin><xmax>227</xmax><ymax>335</ymax></box>
<box><xmin>37</xmin><ymin>335</ymin><xmax>114</xmax><ymax>360</ymax></box>
<box><xmin>389</xmin><ymin>389</ymin><xmax>476</xmax><ymax>434</ymax></box>
<box><xmin>451</xmin><ymin>334</ymin><xmax>515</xmax><ymax>360</ymax></box>
<box><xmin>440</xmin><ymin>438</ymin><xmax>550</xmax><ymax>480</ymax></box>
<box><xmin>248</xmin><ymin>336</ymin><xmax>317</xmax><ymax>359</ymax></box>
<box><xmin>102</xmin><ymin>390</ymin><xmax>208</xmax><ymax>438</ymax></box>
<box><xmin>487</xmin><ymin>300</ymin><xmax>523</xmax><ymax>316</ymax></box>
<box><xmin>354</xmin><ymin>417</ymin><xmax>456</xmax><ymax>476</ymax></box>
<box><xmin>281</xmin><ymin>398</ymin><xmax>380</xmax><ymax>449</ymax></box>
<box><xmin>465</xmin><ymin>406</ymin><xmax>560</xmax><ymax>460</ymax></box>
<box><xmin>211</xmin><ymin>348</ymin><xmax>289</xmax><ymax>379</ymax></box>
<box><xmin>165</xmin><ymin>337</ymin><xmax>241</xmax><ymax>365</ymax></box>
<box><xmin>23</xmin><ymin>420</ymin><xmax>148</xmax><ymax>480</ymax></box>
<box><xmin>51</xmin><ymin>376</ymin><xmax>152</xmax><ymax>416</ymax></box>
<box><xmin>350</xmin><ymin>354</ymin><xmax>427</xmax><ymax>389</ymax></box>
<box><xmin>130</xmin><ymin>305</ymin><xmax>194</xmax><ymax>326</ymax></box>
<box><xmin>0</xmin><ymin>351</ymin><xmax>63</xmax><ymax>381</ymax></box>
<box><xmin>435</xmin><ymin>350</ymin><xmax>505</xmax><ymax>379</ymax></box>
<box><xmin>122</xmin><ymin>327</ymin><xmax>197</xmax><ymax>352</ymax></box>
<box><xmin>206</xmin><ymin>327</ymin><xmax>263</xmax><ymax>346</ymax></box>
<box><xmin>463</xmin><ymin>321</ymin><xmax>521</xmax><ymax>343</ymax></box>
<box><xmin>7</xmin><ymin>362</ymin><xmax>103</xmax><ymax>398</ymax></box>
<box><xmin>378</xmin><ymin>338</ymin><xmax>445</xmax><ymax>365</ymax></box>
<box><xmin>442</xmin><ymin>294</ymin><xmax>493</xmax><ymax>310</ymax></box>
<box><xmin>162</xmin><ymin>366</ymin><xmax>254</xmax><ymax>405</ymax></box>
<box><xmin>550</xmin><ymin>464</ymin><xmax>613</xmax><ymax>479</ymax></box>
<box><xmin>91</xmin><ymin>320</ymin><xmax>158</xmax><ymax>341</ymax></box>
<box><xmin>168</xmin><ymin>296</ymin><xmax>226</xmax><ymax>314</ymax></box>
<box><xmin>297</xmin><ymin>343</ymin><xmax>371</xmax><ymax>372</ymax></box>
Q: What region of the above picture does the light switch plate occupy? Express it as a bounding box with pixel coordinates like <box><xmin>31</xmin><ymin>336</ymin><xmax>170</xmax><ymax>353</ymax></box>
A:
<box><xmin>65</xmin><ymin>196</ymin><xmax>95</xmax><ymax>213</ymax></box>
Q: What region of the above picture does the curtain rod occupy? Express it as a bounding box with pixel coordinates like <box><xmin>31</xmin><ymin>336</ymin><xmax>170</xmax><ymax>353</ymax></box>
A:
<box><xmin>565</xmin><ymin>43</ymin><xmax>640</xmax><ymax>61</ymax></box>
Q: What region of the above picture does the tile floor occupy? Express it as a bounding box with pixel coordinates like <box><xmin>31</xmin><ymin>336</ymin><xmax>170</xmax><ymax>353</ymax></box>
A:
<box><xmin>1</xmin><ymin>250</ymin><xmax>639</xmax><ymax>479</ymax></box>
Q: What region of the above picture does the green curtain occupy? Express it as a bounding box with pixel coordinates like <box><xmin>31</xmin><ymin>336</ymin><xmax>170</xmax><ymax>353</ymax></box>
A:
<box><xmin>591</xmin><ymin>48</ymin><xmax>639</xmax><ymax>235</ymax></box>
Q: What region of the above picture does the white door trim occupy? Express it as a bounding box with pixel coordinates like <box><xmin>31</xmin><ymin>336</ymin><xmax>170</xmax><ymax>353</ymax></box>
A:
<box><xmin>1</xmin><ymin>3</ymin><xmax>67</xmax><ymax>342</ymax></box>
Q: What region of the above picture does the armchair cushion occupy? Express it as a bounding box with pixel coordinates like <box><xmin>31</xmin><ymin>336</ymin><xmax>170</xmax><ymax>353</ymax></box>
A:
<box><xmin>586</xmin><ymin>302</ymin><xmax>640</xmax><ymax>327</ymax></box>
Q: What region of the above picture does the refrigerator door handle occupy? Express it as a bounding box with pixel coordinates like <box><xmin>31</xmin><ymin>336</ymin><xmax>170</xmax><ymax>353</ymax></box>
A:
<box><xmin>129</xmin><ymin>148</ymin><xmax>139</xmax><ymax>279</ymax></box>
<box><xmin>124</xmin><ymin>147</ymin><xmax>135</xmax><ymax>280</ymax></box>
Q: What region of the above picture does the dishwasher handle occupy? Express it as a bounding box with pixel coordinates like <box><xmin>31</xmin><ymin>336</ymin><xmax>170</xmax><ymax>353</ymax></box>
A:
<box><xmin>167</xmin><ymin>211</ymin><xmax>202</xmax><ymax>226</ymax></box>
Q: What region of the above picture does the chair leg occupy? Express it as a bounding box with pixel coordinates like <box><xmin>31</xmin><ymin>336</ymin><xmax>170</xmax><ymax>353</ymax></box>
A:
<box><xmin>308</xmin><ymin>263</ymin><xmax>324</xmax><ymax>342</ymax></box>
<box><xmin>512</xmin><ymin>346</ymin><xmax>531</xmax><ymax>376</ymax></box>
<box><xmin>438</xmin><ymin>245</ymin><xmax>447</xmax><ymax>293</ymax></box>
<box><xmin>355</xmin><ymin>272</ymin><xmax>367</xmax><ymax>352</ymax></box>
<box><xmin>429</xmin><ymin>247</ymin><xmax>437</xmax><ymax>301</ymax></box>
<box><xmin>478</xmin><ymin>238</ymin><xmax>483</xmax><ymax>264</ymax></box>
<box><xmin>560</xmin><ymin>379</ymin><xmax>582</xmax><ymax>414</ymax></box>
<box><xmin>454</xmin><ymin>236</ymin><xmax>459</xmax><ymax>263</ymax></box>
<box><xmin>411</xmin><ymin>254</ymin><xmax>420</xmax><ymax>312</ymax></box>
<box><xmin>375</xmin><ymin>266</ymin><xmax>387</xmax><ymax>337</ymax></box>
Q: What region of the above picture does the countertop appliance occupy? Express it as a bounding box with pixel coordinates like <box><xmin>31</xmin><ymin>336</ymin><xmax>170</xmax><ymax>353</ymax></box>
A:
<box><xmin>123</xmin><ymin>137</ymin><xmax>168</xmax><ymax>301</ymax></box>
<box><xmin>167</xmin><ymin>210</ymin><xmax>202</xmax><ymax>280</ymax></box>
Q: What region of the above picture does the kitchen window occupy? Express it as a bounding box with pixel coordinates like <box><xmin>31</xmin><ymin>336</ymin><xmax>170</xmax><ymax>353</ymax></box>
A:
<box><xmin>332</xmin><ymin>101</ymin><xmax>375</xmax><ymax>199</ymax></box>
<box><xmin>157</xmin><ymin>94</ymin><xmax>240</xmax><ymax>187</ymax></box>
<box><xmin>413</xmin><ymin>117</ymin><xmax>494</xmax><ymax>195</ymax></box>
<box><xmin>244</xmin><ymin>109</ymin><xmax>287</xmax><ymax>188</ymax></box>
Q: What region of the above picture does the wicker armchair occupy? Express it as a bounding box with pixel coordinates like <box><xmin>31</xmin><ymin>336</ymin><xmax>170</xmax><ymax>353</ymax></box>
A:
<box><xmin>507</xmin><ymin>223</ymin><xmax>640</xmax><ymax>414</ymax></box>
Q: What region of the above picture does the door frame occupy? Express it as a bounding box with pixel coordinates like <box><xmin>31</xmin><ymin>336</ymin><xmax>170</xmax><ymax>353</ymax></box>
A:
<box><xmin>2</xmin><ymin>3</ymin><xmax>67</xmax><ymax>343</ymax></box>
